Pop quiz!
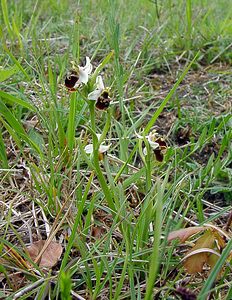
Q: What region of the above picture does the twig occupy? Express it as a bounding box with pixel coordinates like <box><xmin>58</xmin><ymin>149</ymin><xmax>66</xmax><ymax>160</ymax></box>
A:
<box><xmin>13</xmin><ymin>278</ymin><xmax>45</xmax><ymax>299</ymax></box>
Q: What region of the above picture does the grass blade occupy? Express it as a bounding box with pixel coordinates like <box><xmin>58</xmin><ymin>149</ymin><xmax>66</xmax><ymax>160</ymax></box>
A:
<box><xmin>0</xmin><ymin>90</ymin><xmax>36</xmax><ymax>111</ymax></box>
<box><xmin>144</xmin><ymin>51</ymin><xmax>199</xmax><ymax>135</ymax></box>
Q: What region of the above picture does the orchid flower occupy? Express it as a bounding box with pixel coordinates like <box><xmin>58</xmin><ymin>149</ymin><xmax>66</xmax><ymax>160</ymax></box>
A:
<box><xmin>78</xmin><ymin>56</ymin><xmax>92</xmax><ymax>84</ymax></box>
<box><xmin>84</xmin><ymin>134</ymin><xmax>111</xmax><ymax>160</ymax></box>
<box><xmin>65</xmin><ymin>56</ymin><xmax>92</xmax><ymax>90</ymax></box>
<box><xmin>88</xmin><ymin>76</ymin><xmax>111</xmax><ymax>110</ymax></box>
<box><xmin>146</xmin><ymin>131</ymin><xmax>160</xmax><ymax>151</ymax></box>
<box><xmin>137</xmin><ymin>130</ymin><xmax>167</xmax><ymax>161</ymax></box>
<box><xmin>136</xmin><ymin>130</ymin><xmax>159</xmax><ymax>154</ymax></box>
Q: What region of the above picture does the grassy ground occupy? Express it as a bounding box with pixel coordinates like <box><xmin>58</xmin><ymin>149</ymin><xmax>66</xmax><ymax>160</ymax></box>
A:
<box><xmin>0</xmin><ymin>0</ymin><xmax>232</xmax><ymax>299</ymax></box>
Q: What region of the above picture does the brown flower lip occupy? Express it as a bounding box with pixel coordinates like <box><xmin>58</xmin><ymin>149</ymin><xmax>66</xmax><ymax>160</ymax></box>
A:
<box><xmin>65</xmin><ymin>71</ymin><xmax>78</xmax><ymax>89</ymax></box>
<box><xmin>154</xmin><ymin>137</ymin><xmax>167</xmax><ymax>162</ymax></box>
<box><xmin>96</xmin><ymin>91</ymin><xmax>111</xmax><ymax>110</ymax></box>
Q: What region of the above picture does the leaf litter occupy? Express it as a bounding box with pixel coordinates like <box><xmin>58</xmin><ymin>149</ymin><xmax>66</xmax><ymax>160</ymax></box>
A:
<box><xmin>26</xmin><ymin>240</ymin><xmax>63</xmax><ymax>268</ymax></box>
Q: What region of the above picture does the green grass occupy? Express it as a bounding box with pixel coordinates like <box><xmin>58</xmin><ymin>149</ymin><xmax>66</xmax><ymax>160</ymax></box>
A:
<box><xmin>0</xmin><ymin>0</ymin><xmax>231</xmax><ymax>299</ymax></box>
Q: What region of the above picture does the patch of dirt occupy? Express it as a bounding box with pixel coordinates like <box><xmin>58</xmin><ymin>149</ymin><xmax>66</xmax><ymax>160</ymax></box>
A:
<box><xmin>155</xmin><ymin>110</ymin><xmax>177</xmax><ymax>136</ymax></box>
<box><xmin>193</xmin><ymin>140</ymin><xmax>221</xmax><ymax>165</ymax></box>
<box><xmin>174</xmin><ymin>124</ymin><xmax>192</xmax><ymax>146</ymax></box>
<box><xmin>146</xmin><ymin>63</ymin><xmax>232</xmax><ymax>115</ymax></box>
<box><xmin>203</xmin><ymin>190</ymin><xmax>230</xmax><ymax>209</ymax></box>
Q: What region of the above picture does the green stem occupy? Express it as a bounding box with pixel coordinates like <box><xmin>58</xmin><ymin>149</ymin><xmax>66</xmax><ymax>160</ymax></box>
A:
<box><xmin>145</xmin><ymin>152</ymin><xmax>152</xmax><ymax>192</ymax></box>
<box><xmin>67</xmin><ymin>92</ymin><xmax>77</xmax><ymax>152</ymax></box>
<box><xmin>98</xmin><ymin>109</ymin><xmax>111</xmax><ymax>145</ymax></box>
<box><xmin>145</xmin><ymin>179</ymin><xmax>163</xmax><ymax>300</ymax></box>
<box><xmin>141</xmin><ymin>138</ymin><xmax>152</xmax><ymax>192</ymax></box>
<box><xmin>89</xmin><ymin>102</ymin><xmax>115</xmax><ymax>212</ymax></box>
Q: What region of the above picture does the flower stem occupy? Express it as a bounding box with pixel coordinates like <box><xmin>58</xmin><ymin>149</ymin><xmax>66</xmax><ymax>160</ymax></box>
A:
<box><xmin>88</xmin><ymin>102</ymin><xmax>115</xmax><ymax>212</ymax></box>
<box><xmin>98</xmin><ymin>109</ymin><xmax>111</xmax><ymax>145</ymax></box>
<box><xmin>145</xmin><ymin>153</ymin><xmax>152</xmax><ymax>192</ymax></box>
<box><xmin>67</xmin><ymin>92</ymin><xmax>77</xmax><ymax>152</ymax></box>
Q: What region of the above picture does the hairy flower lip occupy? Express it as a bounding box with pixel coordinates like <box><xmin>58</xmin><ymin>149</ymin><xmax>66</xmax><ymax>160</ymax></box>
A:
<box><xmin>88</xmin><ymin>76</ymin><xmax>111</xmax><ymax>110</ymax></box>
<box><xmin>96</xmin><ymin>91</ymin><xmax>111</xmax><ymax>110</ymax></box>
<box><xmin>65</xmin><ymin>56</ymin><xmax>92</xmax><ymax>90</ymax></box>
<box><xmin>65</xmin><ymin>72</ymin><xmax>79</xmax><ymax>89</ymax></box>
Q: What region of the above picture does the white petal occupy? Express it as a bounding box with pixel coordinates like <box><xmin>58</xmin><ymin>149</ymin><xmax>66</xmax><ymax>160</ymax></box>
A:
<box><xmin>96</xmin><ymin>75</ymin><xmax>104</xmax><ymax>90</ymax></box>
<box><xmin>78</xmin><ymin>68</ymin><xmax>89</xmax><ymax>84</ymax></box>
<box><xmin>88</xmin><ymin>89</ymin><xmax>101</xmax><ymax>100</ymax></box>
<box><xmin>84</xmin><ymin>144</ymin><xmax>93</xmax><ymax>154</ymax></box>
<box><xmin>148</xmin><ymin>140</ymin><xmax>159</xmax><ymax>150</ymax></box>
<box><xmin>99</xmin><ymin>144</ymin><xmax>111</xmax><ymax>153</ymax></box>
<box><xmin>83</xmin><ymin>57</ymin><xmax>93</xmax><ymax>74</ymax></box>
<box><xmin>147</xmin><ymin>132</ymin><xmax>159</xmax><ymax>149</ymax></box>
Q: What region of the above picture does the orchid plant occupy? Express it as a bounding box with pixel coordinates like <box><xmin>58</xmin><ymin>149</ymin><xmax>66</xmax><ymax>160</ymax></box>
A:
<box><xmin>65</xmin><ymin>51</ymin><xmax>116</xmax><ymax>212</ymax></box>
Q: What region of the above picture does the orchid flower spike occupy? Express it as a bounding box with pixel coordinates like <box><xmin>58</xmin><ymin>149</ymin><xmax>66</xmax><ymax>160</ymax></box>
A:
<box><xmin>88</xmin><ymin>76</ymin><xmax>111</xmax><ymax>110</ymax></box>
<box><xmin>65</xmin><ymin>56</ymin><xmax>93</xmax><ymax>90</ymax></box>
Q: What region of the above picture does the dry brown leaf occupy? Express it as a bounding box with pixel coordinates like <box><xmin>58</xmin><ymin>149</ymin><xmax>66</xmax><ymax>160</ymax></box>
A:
<box><xmin>212</xmin><ymin>230</ymin><xmax>226</xmax><ymax>250</ymax></box>
<box><xmin>184</xmin><ymin>230</ymin><xmax>216</xmax><ymax>274</ymax></box>
<box><xmin>27</xmin><ymin>240</ymin><xmax>62</xmax><ymax>268</ymax></box>
<box><xmin>204</xmin><ymin>223</ymin><xmax>231</xmax><ymax>241</ymax></box>
<box><xmin>207</xmin><ymin>253</ymin><xmax>219</xmax><ymax>269</ymax></box>
<box><xmin>168</xmin><ymin>226</ymin><xmax>206</xmax><ymax>243</ymax></box>
<box><xmin>184</xmin><ymin>251</ymin><xmax>208</xmax><ymax>274</ymax></box>
<box><xmin>91</xmin><ymin>226</ymin><xmax>106</xmax><ymax>239</ymax></box>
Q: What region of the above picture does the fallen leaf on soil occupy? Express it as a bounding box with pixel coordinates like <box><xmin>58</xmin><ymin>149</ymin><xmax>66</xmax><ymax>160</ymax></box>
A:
<box><xmin>204</xmin><ymin>223</ymin><xmax>230</xmax><ymax>243</ymax></box>
<box><xmin>183</xmin><ymin>230</ymin><xmax>216</xmax><ymax>273</ymax></box>
<box><xmin>91</xmin><ymin>226</ymin><xmax>106</xmax><ymax>239</ymax></box>
<box><xmin>27</xmin><ymin>240</ymin><xmax>62</xmax><ymax>268</ymax></box>
<box><xmin>169</xmin><ymin>224</ymin><xmax>228</xmax><ymax>275</ymax></box>
<box><xmin>207</xmin><ymin>252</ymin><xmax>220</xmax><ymax>269</ymax></box>
<box><xmin>168</xmin><ymin>226</ymin><xmax>206</xmax><ymax>243</ymax></box>
<box><xmin>211</xmin><ymin>230</ymin><xmax>226</xmax><ymax>249</ymax></box>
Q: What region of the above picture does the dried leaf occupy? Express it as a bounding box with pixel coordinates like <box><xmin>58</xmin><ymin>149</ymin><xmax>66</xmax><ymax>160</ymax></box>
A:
<box><xmin>207</xmin><ymin>253</ymin><xmax>219</xmax><ymax>269</ymax></box>
<box><xmin>212</xmin><ymin>230</ymin><xmax>226</xmax><ymax>250</ymax></box>
<box><xmin>91</xmin><ymin>226</ymin><xmax>106</xmax><ymax>239</ymax></box>
<box><xmin>27</xmin><ymin>240</ymin><xmax>62</xmax><ymax>268</ymax></box>
<box><xmin>205</xmin><ymin>223</ymin><xmax>231</xmax><ymax>241</ymax></box>
<box><xmin>184</xmin><ymin>230</ymin><xmax>216</xmax><ymax>274</ymax></box>
<box><xmin>168</xmin><ymin>226</ymin><xmax>206</xmax><ymax>243</ymax></box>
<box><xmin>184</xmin><ymin>251</ymin><xmax>208</xmax><ymax>274</ymax></box>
